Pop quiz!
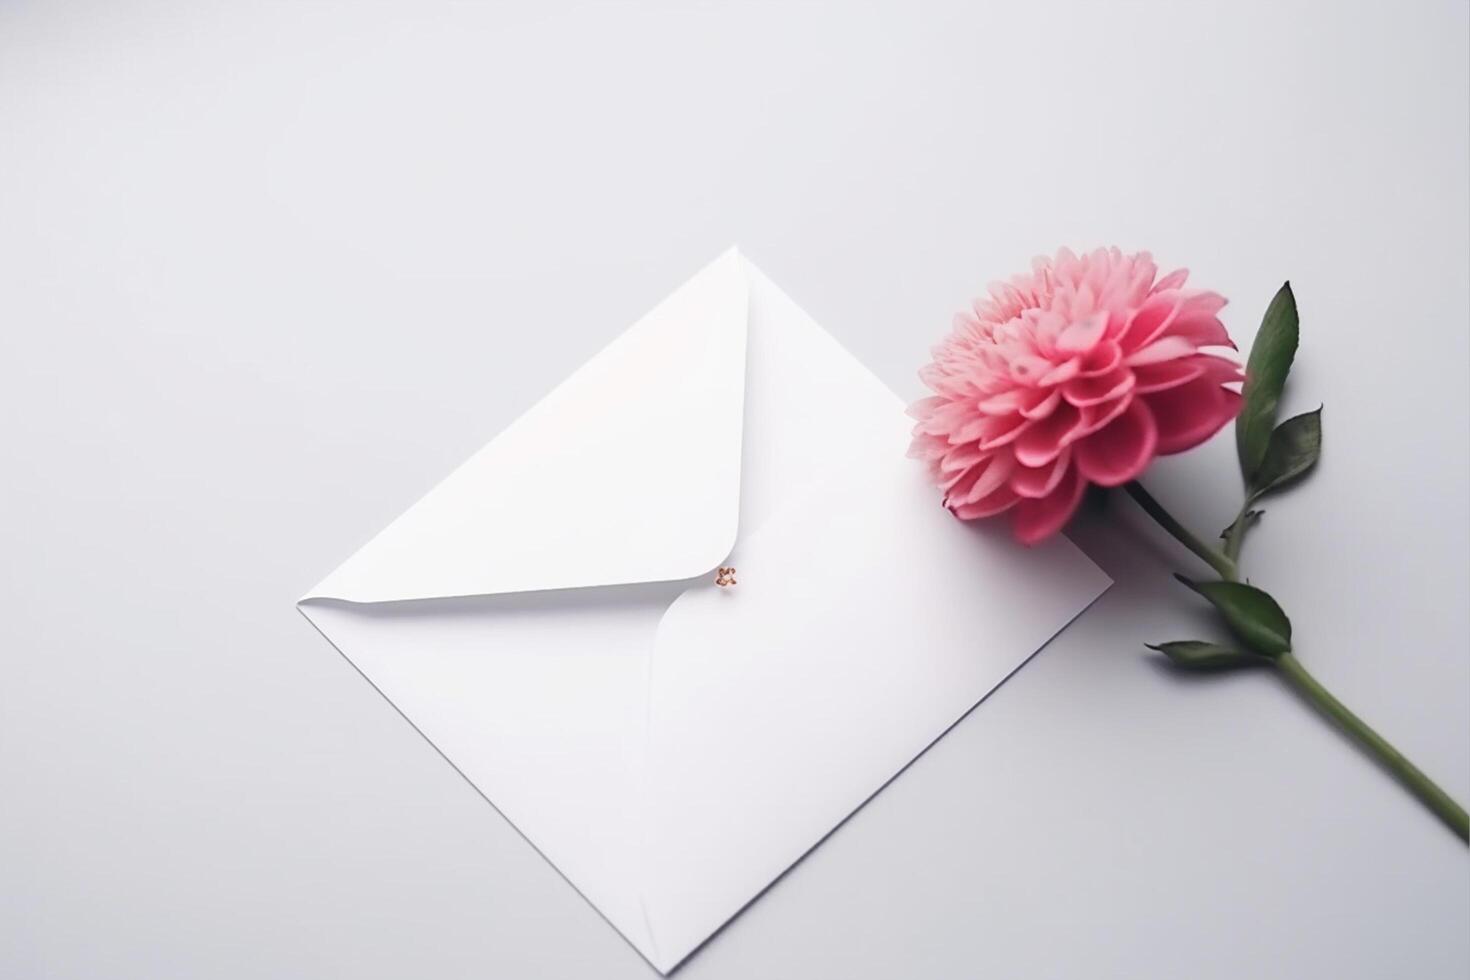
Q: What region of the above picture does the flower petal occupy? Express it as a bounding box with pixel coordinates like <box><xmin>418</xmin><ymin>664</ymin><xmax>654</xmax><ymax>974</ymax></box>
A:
<box><xmin>948</xmin><ymin>412</ymin><xmax>993</xmax><ymax>444</ymax></box>
<box><xmin>906</xmin><ymin>395</ymin><xmax>948</xmax><ymax>420</ymax></box>
<box><xmin>1152</xmin><ymin>267</ymin><xmax>1189</xmax><ymax>293</ymax></box>
<box><xmin>1013</xmin><ymin>402</ymin><xmax>1085</xmax><ymax>467</ymax></box>
<box><xmin>1143</xmin><ymin>380</ymin><xmax>1244</xmax><ymax>455</ymax></box>
<box><xmin>1011</xmin><ymin>466</ymin><xmax>1087</xmax><ymax>544</ymax></box>
<box><xmin>1125</xmin><ymin>335</ymin><xmax>1197</xmax><ymax>366</ymax></box>
<box><xmin>1019</xmin><ymin>388</ymin><xmax>1063</xmax><ymax>419</ymax></box>
<box><xmin>1077</xmin><ymin>393</ymin><xmax>1133</xmax><ymax>437</ymax></box>
<box><xmin>1193</xmin><ymin>353</ymin><xmax>1245</xmax><ymax>385</ymax></box>
<box><xmin>952</xmin><ymin>484</ymin><xmax>1020</xmax><ymax>520</ymax></box>
<box><xmin>1010</xmin><ymin>355</ymin><xmax>1054</xmax><ymax>385</ymax></box>
<box><xmin>946</xmin><ymin>451</ymin><xmax>1018</xmax><ymax>506</ymax></box>
<box><xmin>1036</xmin><ymin>357</ymin><xmax>1082</xmax><ymax>386</ymax></box>
<box><xmin>1063</xmin><ymin>367</ymin><xmax>1135</xmax><ymax>407</ymax></box>
<box><xmin>1010</xmin><ymin>448</ymin><xmax>1073</xmax><ymax>499</ymax></box>
<box><xmin>1078</xmin><ymin>340</ymin><xmax>1122</xmax><ymax>376</ymax></box>
<box><xmin>1167</xmin><ymin>312</ymin><xmax>1233</xmax><ymax>349</ymax></box>
<box><xmin>1055</xmin><ymin>311</ymin><xmax>1109</xmax><ymax>354</ymax></box>
<box><xmin>907</xmin><ymin>430</ymin><xmax>944</xmax><ymax>459</ymax></box>
<box><xmin>912</xmin><ymin>397</ymin><xmax>977</xmax><ymax>435</ymax></box>
<box><xmin>1176</xmin><ymin>290</ymin><xmax>1227</xmax><ymax>319</ymax></box>
<box><xmin>1074</xmin><ymin>398</ymin><xmax>1159</xmax><ymax>486</ymax></box>
<box><xmin>1138</xmin><ymin>290</ymin><xmax>1229</xmax><ymax>350</ymax></box>
<box><xmin>1131</xmin><ymin>359</ymin><xmax>1204</xmax><ymax>393</ymax></box>
<box><xmin>977</xmin><ymin>388</ymin><xmax>1026</xmax><ymax>414</ymax></box>
<box><xmin>1120</xmin><ymin>290</ymin><xmax>1182</xmax><ymax>351</ymax></box>
<box><xmin>976</xmin><ymin>413</ymin><xmax>1035</xmax><ymax>450</ymax></box>
<box><xmin>938</xmin><ymin>442</ymin><xmax>987</xmax><ymax>474</ymax></box>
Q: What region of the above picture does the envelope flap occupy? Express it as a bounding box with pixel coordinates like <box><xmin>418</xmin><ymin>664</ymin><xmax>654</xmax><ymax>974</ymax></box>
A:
<box><xmin>303</xmin><ymin>250</ymin><xmax>748</xmax><ymax>603</ymax></box>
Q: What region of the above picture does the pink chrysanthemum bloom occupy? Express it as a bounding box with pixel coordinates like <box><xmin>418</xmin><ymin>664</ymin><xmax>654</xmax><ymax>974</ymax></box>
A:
<box><xmin>909</xmin><ymin>248</ymin><xmax>1244</xmax><ymax>544</ymax></box>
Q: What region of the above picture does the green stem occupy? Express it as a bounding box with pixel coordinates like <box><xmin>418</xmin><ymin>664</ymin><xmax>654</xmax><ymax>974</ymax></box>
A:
<box><xmin>1276</xmin><ymin>651</ymin><xmax>1469</xmax><ymax>844</ymax></box>
<box><xmin>1223</xmin><ymin>500</ymin><xmax>1252</xmax><ymax>563</ymax></box>
<box><xmin>1123</xmin><ymin>481</ymin><xmax>1239</xmax><ymax>581</ymax></box>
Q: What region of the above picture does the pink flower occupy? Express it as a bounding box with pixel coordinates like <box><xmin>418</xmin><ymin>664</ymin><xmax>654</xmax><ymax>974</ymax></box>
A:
<box><xmin>909</xmin><ymin>248</ymin><xmax>1244</xmax><ymax>544</ymax></box>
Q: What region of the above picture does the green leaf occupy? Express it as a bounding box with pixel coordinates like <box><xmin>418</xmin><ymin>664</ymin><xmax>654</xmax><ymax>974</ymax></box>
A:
<box><xmin>1219</xmin><ymin>509</ymin><xmax>1263</xmax><ymax>540</ymax></box>
<box><xmin>1236</xmin><ymin>282</ymin><xmax>1299</xmax><ymax>481</ymax></box>
<box><xmin>1249</xmin><ymin>407</ymin><xmax>1321</xmax><ymax>499</ymax></box>
<box><xmin>1147</xmin><ymin>640</ymin><xmax>1269</xmax><ymax>671</ymax></box>
<box><xmin>1174</xmin><ymin>576</ymin><xmax>1293</xmax><ymax>657</ymax></box>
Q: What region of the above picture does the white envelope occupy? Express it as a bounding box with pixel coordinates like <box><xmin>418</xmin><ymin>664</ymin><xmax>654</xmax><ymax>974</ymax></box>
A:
<box><xmin>298</xmin><ymin>249</ymin><xmax>1109</xmax><ymax>973</ymax></box>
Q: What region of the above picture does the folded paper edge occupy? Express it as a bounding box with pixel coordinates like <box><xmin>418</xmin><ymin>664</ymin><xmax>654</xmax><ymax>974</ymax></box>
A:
<box><xmin>298</xmin><ymin>247</ymin><xmax>751</xmax><ymax>605</ymax></box>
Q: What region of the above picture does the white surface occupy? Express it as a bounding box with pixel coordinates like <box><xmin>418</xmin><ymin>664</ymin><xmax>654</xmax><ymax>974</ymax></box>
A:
<box><xmin>2</xmin><ymin>1</ymin><xmax>1467</xmax><ymax>978</ymax></box>
<box><xmin>302</xmin><ymin>250</ymin><xmax>1107</xmax><ymax>970</ymax></box>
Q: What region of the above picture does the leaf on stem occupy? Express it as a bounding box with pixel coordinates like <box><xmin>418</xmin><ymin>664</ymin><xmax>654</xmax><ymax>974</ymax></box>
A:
<box><xmin>1147</xmin><ymin>641</ymin><xmax>1270</xmax><ymax>671</ymax></box>
<box><xmin>1173</xmin><ymin>575</ymin><xmax>1293</xmax><ymax>657</ymax></box>
<box><xmin>1219</xmin><ymin>509</ymin><xmax>1263</xmax><ymax>540</ymax></box>
<box><xmin>1236</xmin><ymin>282</ymin><xmax>1299</xmax><ymax>481</ymax></box>
<box><xmin>1249</xmin><ymin>407</ymin><xmax>1322</xmax><ymax>499</ymax></box>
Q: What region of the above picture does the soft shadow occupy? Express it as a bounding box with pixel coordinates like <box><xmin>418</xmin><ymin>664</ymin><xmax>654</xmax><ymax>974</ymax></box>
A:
<box><xmin>300</xmin><ymin>579</ymin><xmax>690</xmax><ymax>622</ymax></box>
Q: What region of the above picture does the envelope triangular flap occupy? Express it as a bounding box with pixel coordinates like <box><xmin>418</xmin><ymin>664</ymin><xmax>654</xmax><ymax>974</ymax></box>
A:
<box><xmin>304</xmin><ymin>250</ymin><xmax>749</xmax><ymax>603</ymax></box>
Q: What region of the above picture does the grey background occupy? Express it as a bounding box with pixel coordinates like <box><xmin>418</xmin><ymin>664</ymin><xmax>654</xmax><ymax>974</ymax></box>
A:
<box><xmin>2</xmin><ymin>1</ymin><xmax>1467</xmax><ymax>977</ymax></box>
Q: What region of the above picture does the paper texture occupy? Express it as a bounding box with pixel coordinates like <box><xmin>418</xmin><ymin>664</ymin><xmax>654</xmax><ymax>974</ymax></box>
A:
<box><xmin>299</xmin><ymin>250</ymin><xmax>1110</xmax><ymax>972</ymax></box>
